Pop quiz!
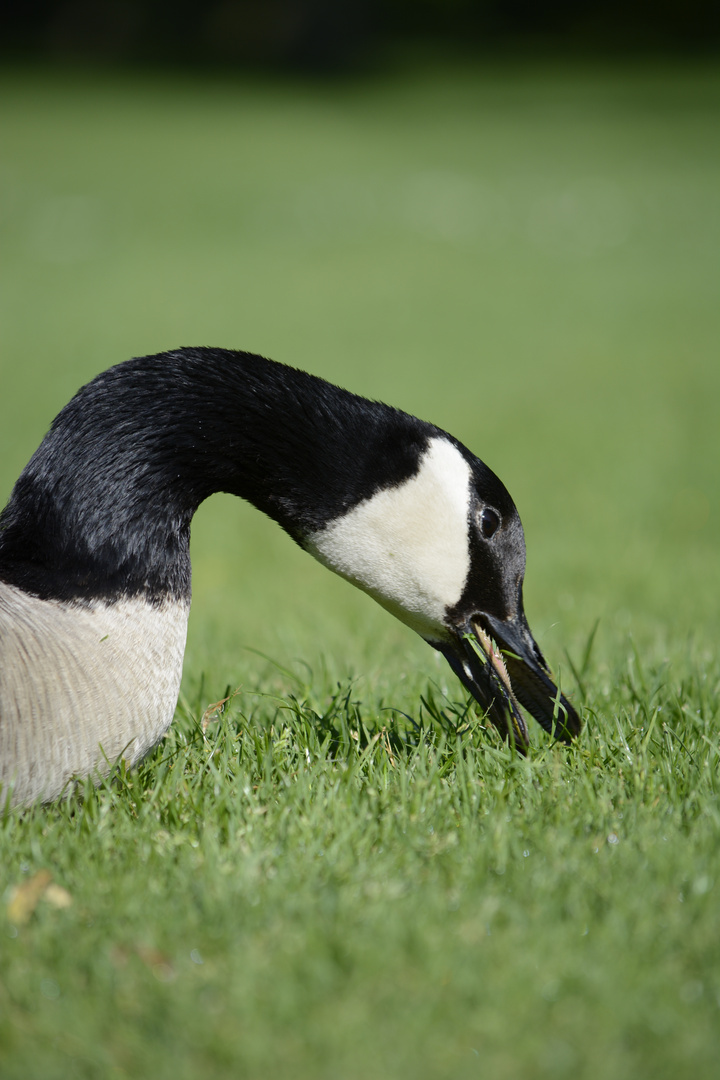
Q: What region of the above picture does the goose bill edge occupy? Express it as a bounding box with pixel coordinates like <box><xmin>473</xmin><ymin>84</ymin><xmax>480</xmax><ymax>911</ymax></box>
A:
<box><xmin>432</xmin><ymin>610</ymin><xmax>582</xmax><ymax>751</ymax></box>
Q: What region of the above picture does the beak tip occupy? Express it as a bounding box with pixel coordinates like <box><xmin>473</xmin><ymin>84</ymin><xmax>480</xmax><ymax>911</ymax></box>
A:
<box><xmin>554</xmin><ymin>699</ymin><xmax>582</xmax><ymax>744</ymax></box>
<box><xmin>433</xmin><ymin>622</ymin><xmax>582</xmax><ymax>752</ymax></box>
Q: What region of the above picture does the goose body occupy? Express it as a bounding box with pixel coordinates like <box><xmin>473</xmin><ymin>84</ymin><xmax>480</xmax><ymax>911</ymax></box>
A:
<box><xmin>0</xmin><ymin>348</ymin><xmax>580</xmax><ymax>806</ymax></box>
<box><xmin>0</xmin><ymin>585</ymin><xmax>187</xmax><ymax>805</ymax></box>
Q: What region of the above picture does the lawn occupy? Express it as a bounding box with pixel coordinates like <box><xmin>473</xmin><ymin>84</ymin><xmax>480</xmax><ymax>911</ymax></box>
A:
<box><xmin>0</xmin><ymin>58</ymin><xmax>719</xmax><ymax>1078</ymax></box>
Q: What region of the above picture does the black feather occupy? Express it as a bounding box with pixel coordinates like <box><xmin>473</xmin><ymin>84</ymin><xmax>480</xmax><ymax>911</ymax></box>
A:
<box><xmin>0</xmin><ymin>348</ymin><xmax>447</xmax><ymax>604</ymax></box>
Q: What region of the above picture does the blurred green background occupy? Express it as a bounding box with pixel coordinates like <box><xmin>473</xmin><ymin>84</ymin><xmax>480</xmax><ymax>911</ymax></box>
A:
<box><xmin>1</xmin><ymin>57</ymin><xmax>717</xmax><ymax>703</ymax></box>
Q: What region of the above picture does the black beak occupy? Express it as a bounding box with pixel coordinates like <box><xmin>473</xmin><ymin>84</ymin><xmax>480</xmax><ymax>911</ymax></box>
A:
<box><xmin>433</xmin><ymin>609</ymin><xmax>581</xmax><ymax>751</ymax></box>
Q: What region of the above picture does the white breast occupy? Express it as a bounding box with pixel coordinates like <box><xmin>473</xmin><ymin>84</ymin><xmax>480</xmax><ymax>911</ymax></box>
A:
<box><xmin>0</xmin><ymin>582</ymin><xmax>189</xmax><ymax>807</ymax></box>
<box><xmin>306</xmin><ymin>437</ymin><xmax>472</xmax><ymax>640</ymax></box>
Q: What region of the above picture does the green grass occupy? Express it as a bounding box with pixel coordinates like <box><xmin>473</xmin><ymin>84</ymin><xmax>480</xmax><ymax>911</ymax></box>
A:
<box><xmin>0</xmin><ymin>58</ymin><xmax>719</xmax><ymax>1078</ymax></box>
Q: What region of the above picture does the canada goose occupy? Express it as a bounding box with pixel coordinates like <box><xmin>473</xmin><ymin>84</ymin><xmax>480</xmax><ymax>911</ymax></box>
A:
<box><xmin>0</xmin><ymin>347</ymin><xmax>580</xmax><ymax>806</ymax></box>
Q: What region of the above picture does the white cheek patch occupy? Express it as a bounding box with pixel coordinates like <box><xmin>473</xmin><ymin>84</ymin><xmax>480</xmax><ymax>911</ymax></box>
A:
<box><xmin>306</xmin><ymin>437</ymin><xmax>471</xmax><ymax>639</ymax></box>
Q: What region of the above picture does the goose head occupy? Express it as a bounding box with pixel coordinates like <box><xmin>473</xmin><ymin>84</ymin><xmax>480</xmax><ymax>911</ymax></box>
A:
<box><xmin>305</xmin><ymin>435</ymin><xmax>580</xmax><ymax>749</ymax></box>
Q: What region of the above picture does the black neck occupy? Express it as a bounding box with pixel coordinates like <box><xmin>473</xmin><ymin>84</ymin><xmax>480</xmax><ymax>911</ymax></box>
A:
<box><xmin>0</xmin><ymin>348</ymin><xmax>435</xmax><ymax>604</ymax></box>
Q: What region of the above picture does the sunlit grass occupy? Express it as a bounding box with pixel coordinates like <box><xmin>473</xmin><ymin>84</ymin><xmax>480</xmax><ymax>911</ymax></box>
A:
<box><xmin>2</xmin><ymin>637</ymin><xmax>719</xmax><ymax>1079</ymax></box>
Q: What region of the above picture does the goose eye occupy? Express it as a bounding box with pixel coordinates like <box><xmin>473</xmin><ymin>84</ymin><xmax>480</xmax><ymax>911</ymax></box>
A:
<box><xmin>479</xmin><ymin>507</ymin><xmax>500</xmax><ymax>539</ymax></box>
